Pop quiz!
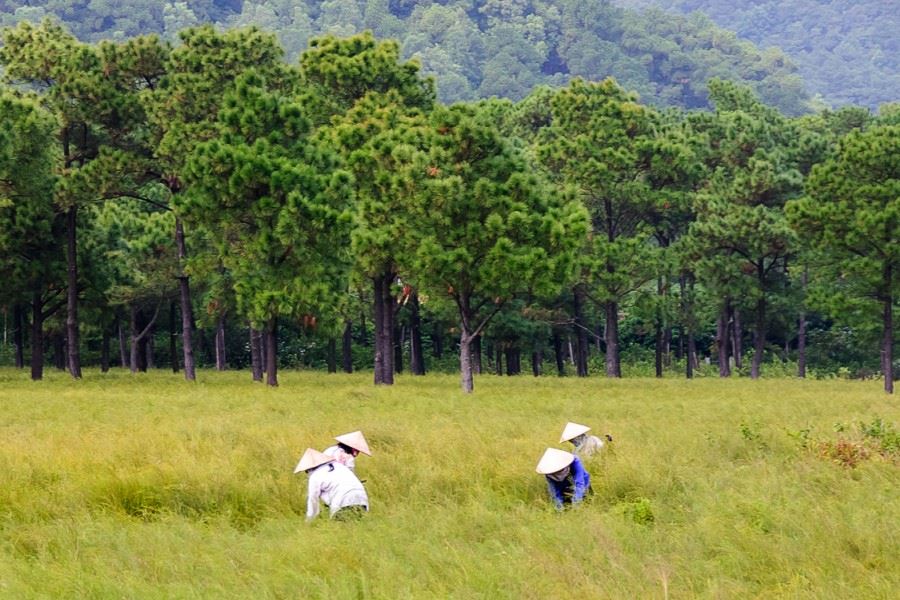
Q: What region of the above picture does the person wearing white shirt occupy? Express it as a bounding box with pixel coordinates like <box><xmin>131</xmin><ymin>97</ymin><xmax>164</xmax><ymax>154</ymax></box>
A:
<box><xmin>295</xmin><ymin>448</ymin><xmax>369</xmax><ymax>521</ymax></box>
<box><xmin>322</xmin><ymin>430</ymin><xmax>372</xmax><ymax>473</ymax></box>
<box><xmin>559</xmin><ymin>421</ymin><xmax>612</xmax><ymax>458</ymax></box>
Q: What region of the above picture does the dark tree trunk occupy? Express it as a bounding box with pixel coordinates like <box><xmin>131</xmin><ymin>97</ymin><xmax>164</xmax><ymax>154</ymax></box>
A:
<box><xmin>175</xmin><ymin>218</ymin><xmax>196</xmax><ymax>381</ymax></box>
<box><xmin>409</xmin><ymin>294</ymin><xmax>425</xmax><ymax>375</ymax></box>
<box><xmin>101</xmin><ymin>325</ymin><xmax>110</xmax><ymax>373</ymax></box>
<box><xmin>460</xmin><ymin>331</ymin><xmax>474</xmax><ymax>393</ymax></box>
<box><xmin>686</xmin><ymin>332</ymin><xmax>696</xmax><ymax>380</ymax></box>
<box><xmin>65</xmin><ymin>205</ymin><xmax>82</xmax><ymax>379</ymax></box>
<box><xmin>357</xmin><ymin>312</ymin><xmax>368</xmax><ymax>346</ymax></box>
<box><xmin>130</xmin><ymin>307</ymin><xmax>142</xmax><ymax>374</ymax></box>
<box><xmin>13</xmin><ymin>304</ymin><xmax>25</xmax><ymax>369</ymax></box>
<box><xmin>798</xmin><ymin>267</ymin><xmax>808</xmax><ymax>379</ymax></box>
<box><xmin>215</xmin><ymin>313</ymin><xmax>226</xmax><ymax>371</ymax></box>
<box><xmin>130</xmin><ymin>305</ymin><xmax>160</xmax><ymax>374</ymax></box>
<box><xmin>250</xmin><ymin>326</ymin><xmax>263</xmax><ymax>382</ymax></box>
<box><xmin>260</xmin><ymin>330</ymin><xmax>268</xmax><ymax>373</ymax></box>
<box><xmin>432</xmin><ymin>322</ymin><xmax>443</xmax><ymax>358</ymax></box>
<box><xmin>342</xmin><ymin>320</ymin><xmax>353</xmax><ymax>374</ymax></box>
<box><xmin>373</xmin><ymin>274</ymin><xmax>395</xmax><ymax>385</ymax></box>
<box><xmin>473</xmin><ymin>334</ymin><xmax>482</xmax><ymax>375</ymax></box>
<box><xmin>882</xmin><ymin>264</ymin><xmax>893</xmax><ymax>394</ymax></box>
<box><xmin>265</xmin><ymin>317</ymin><xmax>278</xmax><ymax>387</ymax></box>
<box><xmin>716</xmin><ymin>306</ymin><xmax>731</xmax><ymax>377</ymax></box>
<box><xmin>732</xmin><ymin>306</ymin><xmax>743</xmax><ymax>370</ymax></box>
<box><xmin>505</xmin><ymin>347</ymin><xmax>517</xmax><ymax>375</ymax></box>
<box><xmin>327</xmin><ymin>338</ymin><xmax>337</xmax><ymax>373</ymax></box>
<box><xmin>531</xmin><ymin>350</ymin><xmax>542</xmax><ymax>377</ymax></box>
<box><xmin>553</xmin><ymin>332</ymin><xmax>565</xmax><ymax>376</ymax></box>
<box><xmin>393</xmin><ymin>323</ymin><xmax>404</xmax><ymax>374</ymax></box>
<box><xmin>751</xmin><ymin>263</ymin><xmax>766</xmax><ymax>379</ymax></box>
<box><xmin>572</xmin><ymin>285</ymin><xmax>589</xmax><ymax>377</ymax></box>
<box><xmin>30</xmin><ymin>292</ymin><xmax>44</xmax><ymax>381</ymax></box>
<box><xmin>146</xmin><ymin>332</ymin><xmax>155</xmax><ymax>370</ymax></box>
<box><xmin>169</xmin><ymin>302</ymin><xmax>179</xmax><ymax>373</ymax></box>
<box><xmin>118</xmin><ymin>318</ymin><xmax>129</xmax><ymax>369</ymax></box>
<box><xmin>495</xmin><ymin>345</ymin><xmax>503</xmax><ymax>375</ymax></box>
<box><xmin>655</xmin><ymin>277</ymin><xmax>664</xmax><ymax>378</ymax></box>
<box><xmin>605</xmin><ymin>301</ymin><xmax>621</xmax><ymax>377</ymax></box>
<box><xmin>53</xmin><ymin>332</ymin><xmax>65</xmax><ymax>370</ymax></box>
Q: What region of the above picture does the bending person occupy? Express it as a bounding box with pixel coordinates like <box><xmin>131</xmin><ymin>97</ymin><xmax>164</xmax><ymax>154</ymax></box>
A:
<box><xmin>560</xmin><ymin>422</ymin><xmax>611</xmax><ymax>458</ymax></box>
<box><xmin>323</xmin><ymin>430</ymin><xmax>371</xmax><ymax>472</ymax></box>
<box><xmin>536</xmin><ymin>448</ymin><xmax>591</xmax><ymax>509</ymax></box>
<box><xmin>294</xmin><ymin>448</ymin><xmax>369</xmax><ymax>521</ymax></box>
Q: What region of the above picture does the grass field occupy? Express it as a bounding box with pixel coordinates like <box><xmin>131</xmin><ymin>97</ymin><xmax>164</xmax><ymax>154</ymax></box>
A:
<box><xmin>1</xmin><ymin>368</ymin><xmax>899</xmax><ymax>599</ymax></box>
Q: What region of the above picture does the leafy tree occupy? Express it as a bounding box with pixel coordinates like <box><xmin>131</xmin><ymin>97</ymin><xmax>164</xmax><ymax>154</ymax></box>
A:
<box><xmin>787</xmin><ymin>123</ymin><xmax>900</xmax><ymax>393</ymax></box>
<box><xmin>0</xmin><ymin>90</ymin><xmax>62</xmax><ymax>380</ymax></box>
<box><xmin>411</xmin><ymin>104</ymin><xmax>588</xmax><ymax>392</ymax></box>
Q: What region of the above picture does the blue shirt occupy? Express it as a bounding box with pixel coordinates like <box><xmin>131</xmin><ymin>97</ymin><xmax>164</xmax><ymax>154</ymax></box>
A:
<box><xmin>546</xmin><ymin>456</ymin><xmax>591</xmax><ymax>508</ymax></box>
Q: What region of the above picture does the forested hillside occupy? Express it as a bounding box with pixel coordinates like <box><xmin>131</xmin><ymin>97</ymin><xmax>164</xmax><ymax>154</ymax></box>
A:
<box><xmin>618</xmin><ymin>0</ymin><xmax>899</xmax><ymax>109</ymax></box>
<box><xmin>0</xmin><ymin>0</ymin><xmax>809</xmax><ymax>113</ymax></box>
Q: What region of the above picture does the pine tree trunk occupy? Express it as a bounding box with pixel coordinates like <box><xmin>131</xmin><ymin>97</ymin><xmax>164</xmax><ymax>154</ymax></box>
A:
<box><xmin>373</xmin><ymin>276</ymin><xmax>385</xmax><ymax>384</ymax></box>
<box><xmin>882</xmin><ymin>264</ymin><xmax>893</xmax><ymax>394</ymax></box>
<box><xmin>532</xmin><ymin>350</ymin><xmax>542</xmax><ymax>377</ymax></box>
<box><xmin>259</xmin><ymin>330</ymin><xmax>268</xmax><ymax>373</ymax></box>
<box><xmin>130</xmin><ymin>306</ymin><xmax>140</xmax><ymax>374</ymax></box>
<box><xmin>265</xmin><ymin>317</ymin><xmax>278</xmax><ymax>387</ymax></box>
<box><xmin>605</xmin><ymin>301</ymin><xmax>621</xmax><ymax>377</ymax></box>
<box><xmin>30</xmin><ymin>292</ymin><xmax>44</xmax><ymax>381</ymax></box>
<box><xmin>655</xmin><ymin>277</ymin><xmax>664</xmax><ymax>378</ymax></box>
<box><xmin>798</xmin><ymin>267</ymin><xmax>808</xmax><ymax>378</ymax></box>
<box><xmin>146</xmin><ymin>333</ymin><xmax>155</xmax><ymax>370</ymax></box>
<box><xmin>101</xmin><ymin>325</ymin><xmax>110</xmax><ymax>373</ymax></box>
<box><xmin>553</xmin><ymin>332</ymin><xmax>565</xmax><ymax>376</ymax></box>
<box><xmin>460</xmin><ymin>332</ymin><xmax>474</xmax><ymax>393</ymax></box>
<box><xmin>686</xmin><ymin>332</ymin><xmax>696</xmax><ymax>380</ymax></box>
<box><xmin>495</xmin><ymin>345</ymin><xmax>503</xmax><ymax>375</ymax></box>
<box><xmin>716</xmin><ymin>306</ymin><xmax>731</xmax><ymax>377</ymax></box>
<box><xmin>342</xmin><ymin>320</ymin><xmax>353</xmax><ymax>374</ymax></box>
<box><xmin>732</xmin><ymin>306</ymin><xmax>743</xmax><ymax>370</ymax></box>
<box><xmin>751</xmin><ymin>263</ymin><xmax>766</xmax><ymax>379</ymax></box>
<box><xmin>118</xmin><ymin>318</ymin><xmax>128</xmax><ymax>369</ymax></box>
<box><xmin>250</xmin><ymin>326</ymin><xmax>263</xmax><ymax>382</ymax></box>
<box><xmin>357</xmin><ymin>313</ymin><xmax>368</xmax><ymax>346</ymax></box>
<box><xmin>572</xmin><ymin>285</ymin><xmax>589</xmax><ymax>377</ymax></box>
<box><xmin>13</xmin><ymin>304</ymin><xmax>24</xmax><ymax>369</ymax></box>
<box><xmin>215</xmin><ymin>313</ymin><xmax>226</xmax><ymax>371</ymax></box>
<box><xmin>393</xmin><ymin>323</ymin><xmax>404</xmax><ymax>374</ymax></box>
<box><xmin>169</xmin><ymin>302</ymin><xmax>179</xmax><ymax>373</ymax></box>
<box><xmin>408</xmin><ymin>293</ymin><xmax>425</xmax><ymax>375</ymax></box>
<box><xmin>175</xmin><ymin>218</ymin><xmax>196</xmax><ymax>381</ymax></box>
<box><xmin>65</xmin><ymin>205</ymin><xmax>82</xmax><ymax>379</ymax></box>
<box><xmin>327</xmin><ymin>338</ymin><xmax>337</xmax><ymax>373</ymax></box>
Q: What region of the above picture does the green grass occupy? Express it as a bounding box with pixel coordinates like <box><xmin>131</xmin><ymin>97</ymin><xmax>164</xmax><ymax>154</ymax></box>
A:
<box><xmin>1</xmin><ymin>368</ymin><xmax>899</xmax><ymax>599</ymax></box>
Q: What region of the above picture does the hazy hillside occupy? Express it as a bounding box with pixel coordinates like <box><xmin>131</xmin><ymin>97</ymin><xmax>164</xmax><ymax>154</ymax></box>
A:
<box><xmin>617</xmin><ymin>0</ymin><xmax>899</xmax><ymax>109</ymax></box>
<box><xmin>0</xmin><ymin>0</ymin><xmax>811</xmax><ymax>113</ymax></box>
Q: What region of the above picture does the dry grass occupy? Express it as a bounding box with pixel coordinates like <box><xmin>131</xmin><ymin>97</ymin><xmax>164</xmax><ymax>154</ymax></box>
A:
<box><xmin>1</xmin><ymin>368</ymin><xmax>898</xmax><ymax>598</ymax></box>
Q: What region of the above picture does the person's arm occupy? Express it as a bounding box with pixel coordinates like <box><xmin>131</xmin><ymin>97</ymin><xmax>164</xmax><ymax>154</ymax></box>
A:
<box><xmin>546</xmin><ymin>479</ymin><xmax>564</xmax><ymax>509</ymax></box>
<box><xmin>571</xmin><ymin>459</ymin><xmax>591</xmax><ymax>503</ymax></box>
<box><xmin>306</xmin><ymin>472</ymin><xmax>322</xmax><ymax>521</ymax></box>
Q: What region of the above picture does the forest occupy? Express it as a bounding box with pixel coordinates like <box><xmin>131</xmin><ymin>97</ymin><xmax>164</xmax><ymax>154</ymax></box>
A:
<box><xmin>0</xmin><ymin>0</ymin><xmax>812</xmax><ymax>114</ymax></box>
<box><xmin>620</xmin><ymin>0</ymin><xmax>899</xmax><ymax>110</ymax></box>
<box><xmin>0</xmin><ymin>18</ymin><xmax>898</xmax><ymax>394</ymax></box>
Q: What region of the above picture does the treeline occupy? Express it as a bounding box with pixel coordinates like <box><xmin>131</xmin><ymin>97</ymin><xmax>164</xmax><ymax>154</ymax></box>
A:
<box><xmin>0</xmin><ymin>0</ymin><xmax>811</xmax><ymax>114</ymax></box>
<box><xmin>621</xmin><ymin>0</ymin><xmax>899</xmax><ymax>110</ymax></box>
<box><xmin>0</xmin><ymin>21</ymin><xmax>898</xmax><ymax>393</ymax></box>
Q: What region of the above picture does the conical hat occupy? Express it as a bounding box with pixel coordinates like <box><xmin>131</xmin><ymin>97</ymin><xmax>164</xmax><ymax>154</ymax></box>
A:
<box><xmin>335</xmin><ymin>430</ymin><xmax>371</xmax><ymax>456</ymax></box>
<box><xmin>559</xmin><ymin>422</ymin><xmax>591</xmax><ymax>443</ymax></box>
<box><xmin>293</xmin><ymin>448</ymin><xmax>334</xmax><ymax>473</ymax></box>
<box><xmin>536</xmin><ymin>448</ymin><xmax>575</xmax><ymax>474</ymax></box>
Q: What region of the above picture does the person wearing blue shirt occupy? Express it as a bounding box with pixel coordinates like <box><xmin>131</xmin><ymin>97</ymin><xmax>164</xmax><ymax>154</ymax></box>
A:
<box><xmin>536</xmin><ymin>447</ymin><xmax>592</xmax><ymax>509</ymax></box>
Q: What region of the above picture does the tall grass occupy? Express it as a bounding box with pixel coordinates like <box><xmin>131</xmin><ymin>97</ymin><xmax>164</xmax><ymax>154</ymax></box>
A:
<box><xmin>1</xmin><ymin>368</ymin><xmax>898</xmax><ymax>598</ymax></box>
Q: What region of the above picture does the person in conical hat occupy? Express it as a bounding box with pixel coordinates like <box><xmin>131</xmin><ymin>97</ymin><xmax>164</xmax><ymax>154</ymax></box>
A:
<box><xmin>323</xmin><ymin>430</ymin><xmax>371</xmax><ymax>473</ymax></box>
<box><xmin>560</xmin><ymin>422</ymin><xmax>612</xmax><ymax>458</ymax></box>
<box><xmin>294</xmin><ymin>448</ymin><xmax>369</xmax><ymax>521</ymax></box>
<box><xmin>536</xmin><ymin>447</ymin><xmax>592</xmax><ymax>509</ymax></box>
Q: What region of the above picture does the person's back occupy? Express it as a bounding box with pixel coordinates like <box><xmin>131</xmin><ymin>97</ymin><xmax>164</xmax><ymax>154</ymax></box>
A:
<box><xmin>296</xmin><ymin>448</ymin><xmax>369</xmax><ymax>521</ymax></box>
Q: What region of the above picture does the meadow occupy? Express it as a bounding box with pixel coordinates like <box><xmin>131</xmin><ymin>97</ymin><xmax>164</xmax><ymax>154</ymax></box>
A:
<box><xmin>1</xmin><ymin>369</ymin><xmax>898</xmax><ymax>599</ymax></box>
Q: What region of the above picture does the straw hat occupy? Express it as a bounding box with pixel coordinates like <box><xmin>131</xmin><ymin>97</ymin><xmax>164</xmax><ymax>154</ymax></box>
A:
<box><xmin>335</xmin><ymin>430</ymin><xmax>371</xmax><ymax>456</ymax></box>
<box><xmin>559</xmin><ymin>422</ymin><xmax>591</xmax><ymax>443</ymax></box>
<box><xmin>536</xmin><ymin>448</ymin><xmax>575</xmax><ymax>474</ymax></box>
<box><xmin>294</xmin><ymin>448</ymin><xmax>334</xmax><ymax>473</ymax></box>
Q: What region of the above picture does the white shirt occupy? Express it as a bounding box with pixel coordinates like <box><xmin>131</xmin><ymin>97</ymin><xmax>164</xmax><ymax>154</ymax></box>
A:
<box><xmin>323</xmin><ymin>445</ymin><xmax>356</xmax><ymax>471</ymax></box>
<box><xmin>573</xmin><ymin>434</ymin><xmax>605</xmax><ymax>457</ymax></box>
<box><xmin>306</xmin><ymin>462</ymin><xmax>369</xmax><ymax>520</ymax></box>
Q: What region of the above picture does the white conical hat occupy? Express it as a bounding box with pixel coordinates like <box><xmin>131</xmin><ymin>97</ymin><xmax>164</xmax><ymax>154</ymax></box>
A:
<box><xmin>335</xmin><ymin>430</ymin><xmax>371</xmax><ymax>456</ymax></box>
<box><xmin>559</xmin><ymin>422</ymin><xmax>591</xmax><ymax>443</ymax></box>
<box><xmin>536</xmin><ymin>448</ymin><xmax>575</xmax><ymax>474</ymax></box>
<box><xmin>294</xmin><ymin>448</ymin><xmax>334</xmax><ymax>473</ymax></box>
